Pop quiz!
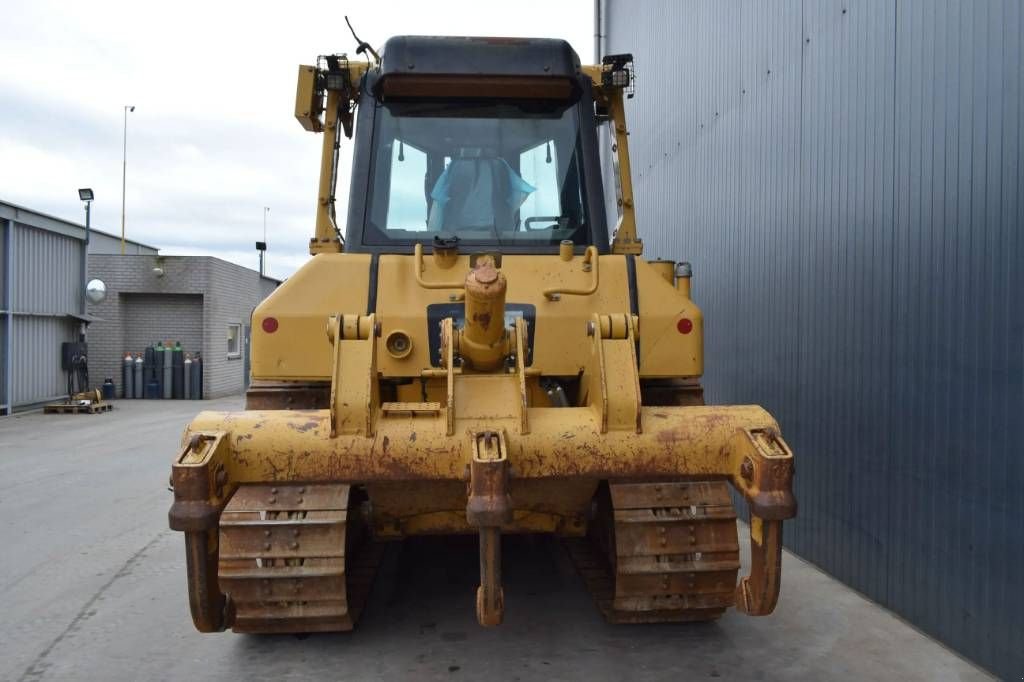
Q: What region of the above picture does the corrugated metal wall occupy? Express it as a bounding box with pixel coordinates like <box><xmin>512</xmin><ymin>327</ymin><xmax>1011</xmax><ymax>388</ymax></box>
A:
<box><xmin>1</xmin><ymin>219</ymin><xmax>9</xmax><ymax>412</ymax></box>
<box><xmin>11</xmin><ymin>314</ymin><xmax>77</xmax><ymax>405</ymax></box>
<box><xmin>12</xmin><ymin>224</ymin><xmax>82</xmax><ymax>316</ymax></box>
<box><xmin>603</xmin><ymin>0</ymin><xmax>1022</xmax><ymax>677</ymax></box>
<box><xmin>0</xmin><ymin>220</ymin><xmax>84</xmax><ymax>410</ymax></box>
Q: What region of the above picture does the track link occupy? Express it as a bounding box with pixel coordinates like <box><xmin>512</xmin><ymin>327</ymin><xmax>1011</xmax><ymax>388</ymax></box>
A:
<box><xmin>218</xmin><ymin>483</ymin><xmax>383</xmax><ymax>633</ymax></box>
<box><xmin>568</xmin><ymin>480</ymin><xmax>740</xmax><ymax>623</ymax></box>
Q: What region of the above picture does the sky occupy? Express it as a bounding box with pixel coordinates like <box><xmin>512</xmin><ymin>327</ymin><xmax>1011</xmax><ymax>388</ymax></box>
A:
<box><xmin>0</xmin><ymin>0</ymin><xmax>594</xmax><ymax>279</ymax></box>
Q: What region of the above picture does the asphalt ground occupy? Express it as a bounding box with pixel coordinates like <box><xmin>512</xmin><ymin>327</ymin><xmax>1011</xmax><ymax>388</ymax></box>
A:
<box><xmin>0</xmin><ymin>398</ymin><xmax>991</xmax><ymax>681</ymax></box>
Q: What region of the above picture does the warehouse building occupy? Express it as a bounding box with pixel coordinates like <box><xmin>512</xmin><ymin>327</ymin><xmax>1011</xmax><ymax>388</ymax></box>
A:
<box><xmin>1</xmin><ymin>198</ymin><xmax>278</xmax><ymax>411</ymax></box>
<box><xmin>86</xmin><ymin>255</ymin><xmax>279</xmax><ymax>399</ymax></box>
<box><xmin>0</xmin><ymin>200</ymin><xmax>158</xmax><ymax>414</ymax></box>
<box><xmin>597</xmin><ymin>1</ymin><xmax>1021</xmax><ymax>678</ymax></box>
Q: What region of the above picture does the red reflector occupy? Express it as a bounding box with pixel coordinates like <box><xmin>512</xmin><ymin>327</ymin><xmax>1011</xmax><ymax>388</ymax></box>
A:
<box><xmin>261</xmin><ymin>317</ymin><xmax>279</xmax><ymax>333</ymax></box>
<box><xmin>677</xmin><ymin>318</ymin><xmax>693</xmax><ymax>334</ymax></box>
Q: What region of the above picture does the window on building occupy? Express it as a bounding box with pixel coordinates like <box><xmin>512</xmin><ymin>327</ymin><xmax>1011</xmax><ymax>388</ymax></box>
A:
<box><xmin>227</xmin><ymin>323</ymin><xmax>241</xmax><ymax>358</ymax></box>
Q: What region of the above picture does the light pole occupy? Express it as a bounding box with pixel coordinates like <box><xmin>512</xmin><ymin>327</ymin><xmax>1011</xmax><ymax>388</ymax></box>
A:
<box><xmin>120</xmin><ymin>105</ymin><xmax>135</xmax><ymax>255</ymax></box>
<box><xmin>261</xmin><ymin>206</ymin><xmax>270</xmax><ymax>276</ymax></box>
<box><xmin>78</xmin><ymin>188</ymin><xmax>94</xmax><ymax>315</ymax></box>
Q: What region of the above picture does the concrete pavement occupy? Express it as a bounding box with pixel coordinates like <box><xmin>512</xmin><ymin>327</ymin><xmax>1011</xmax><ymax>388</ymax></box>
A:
<box><xmin>0</xmin><ymin>398</ymin><xmax>991</xmax><ymax>681</ymax></box>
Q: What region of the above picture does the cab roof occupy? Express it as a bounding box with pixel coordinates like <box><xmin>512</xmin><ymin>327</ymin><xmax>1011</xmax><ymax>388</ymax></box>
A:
<box><xmin>378</xmin><ymin>36</ymin><xmax>582</xmax><ymax>80</ymax></box>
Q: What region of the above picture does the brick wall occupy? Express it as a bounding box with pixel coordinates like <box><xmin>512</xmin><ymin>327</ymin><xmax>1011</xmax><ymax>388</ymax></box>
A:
<box><xmin>200</xmin><ymin>259</ymin><xmax>279</xmax><ymax>398</ymax></box>
<box><xmin>122</xmin><ymin>293</ymin><xmax>204</xmax><ymax>357</ymax></box>
<box><xmin>87</xmin><ymin>255</ymin><xmax>278</xmax><ymax>398</ymax></box>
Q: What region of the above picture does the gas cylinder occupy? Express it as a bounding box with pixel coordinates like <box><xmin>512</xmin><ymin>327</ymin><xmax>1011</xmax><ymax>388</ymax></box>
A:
<box><xmin>184</xmin><ymin>354</ymin><xmax>192</xmax><ymax>400</ymax></box>
<box><xmin>154</xmin><ymin>341</ymin><xmax>164</xmax><ymax>397</ymax></box>
<box><xmin>134</xmin><ymin>353</ymin><xmax>144</xmax><ymax>398</ymax></box>
<box><xmin>122</xmin><ymin>353</ymin><xmax>134</xmax><ymax>399</ymax></box>
<box><xmin>163</xmin><ymin>341</ymin><xmax>173</xmax><ymax>399</ymax></box>
<box><xmin>172</xmin><ymin>342</ymin><xmax>184</xmax><ymax>399</ymax></box>
<box><xmin>193</xmin><ymin>352</ymin><xmax>203</xmax><ymax>399</ymax></box>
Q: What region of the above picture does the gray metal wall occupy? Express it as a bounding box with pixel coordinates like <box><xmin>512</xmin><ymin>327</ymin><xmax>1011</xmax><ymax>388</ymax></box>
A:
<box><xmin>88</xmin><ymin>229</ymin><xmax>158</xmax><ymax>255</ymax></box>
<box><xmin>0</xmin><ymin>219</ymin><xmax>83</xmax><ymax>410</ymax></box>
<box><xmin>0</xmin><ymin>200</ymin><xmax>160</xmax><ymax>412</ymax></box>
<box><xmin>602</xmin><ymin>0</ymin><xmax>1022</xmax><ymax>677</ymax></box>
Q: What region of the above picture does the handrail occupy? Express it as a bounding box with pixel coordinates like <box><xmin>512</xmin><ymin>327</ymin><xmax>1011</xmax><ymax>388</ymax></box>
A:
<box><xmin>543</xmin><ymin>246</ymin><xmax>599</xmax><ymax>300</ymax></box>
<box><xmin>413</xmin><ymin>243</ymin><xmax>465</xmax><ymax>290</ymax></box>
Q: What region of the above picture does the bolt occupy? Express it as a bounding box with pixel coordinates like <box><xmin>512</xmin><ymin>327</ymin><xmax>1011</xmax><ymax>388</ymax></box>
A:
<box><xmin>586</xmin><ymin>321</ymin><xmax>595</xmax><ymax>336</ymax></box>
<box><xmin>214</xmin><ymin>467</ymin><xmax>228</xmax><ymax>494</ymax></box>
<box><xmin>188</xmin><ymin>433</ymin><xmax>206</xmax><ymax>452</ymax></box>
<box><xmin>263</xmin><ymin>542</ymin><xmax>271</xmax><ymax>550</ymax></box>
<box><xmin>740</xmin><ymin>457</ymin><xmax>755</xmax><ymax>482</ymax></box>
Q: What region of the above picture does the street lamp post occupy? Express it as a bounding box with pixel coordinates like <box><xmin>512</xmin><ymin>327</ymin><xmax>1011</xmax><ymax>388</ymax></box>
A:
<box><xmin>78</xmin><ymin>188</ymin><xmax>94</xmax><ymax>315</ymax></box>
<box><xmin>120</xmin><ymin>105</ymin><xmax>135</xmax><ymax>255</ymax></box>
<box><xmin>262</xmin><ymin>206</ymin><xmax>270</xmax><ymax>276</ymax></box>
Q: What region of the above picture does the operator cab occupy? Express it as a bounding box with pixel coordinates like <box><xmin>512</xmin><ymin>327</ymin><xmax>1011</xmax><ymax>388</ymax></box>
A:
<box><xmin>344</xmin><ymin>36</ymin><xmax>610</xmax><ymax>254</ymax></box>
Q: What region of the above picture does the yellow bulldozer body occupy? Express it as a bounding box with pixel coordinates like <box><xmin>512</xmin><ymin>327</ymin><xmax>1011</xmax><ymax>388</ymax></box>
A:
<box><xmin>169</xmin><ymin>36</ymin><xmax>796</xmax><ymax>634</ymax></box>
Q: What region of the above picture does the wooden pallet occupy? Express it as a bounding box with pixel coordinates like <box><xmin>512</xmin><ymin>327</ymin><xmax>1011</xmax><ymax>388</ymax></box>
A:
<box><xmin>43</xmin><ymin>402</ymin><xmax>113</xmax><ymax>415</ymax></box>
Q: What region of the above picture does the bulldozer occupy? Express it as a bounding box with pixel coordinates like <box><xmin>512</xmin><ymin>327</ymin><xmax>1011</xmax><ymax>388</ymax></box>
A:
<box><xmin>169</xmin><ymin>36</ymin><xmax>796</xmax><ymax>634</ymax></box>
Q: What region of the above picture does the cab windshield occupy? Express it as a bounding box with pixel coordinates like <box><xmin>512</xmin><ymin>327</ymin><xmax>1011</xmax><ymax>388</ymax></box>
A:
<box><xmin>363</xmin><ymin>99</ymin><xmax>590</xmax><ymax>246</ymax></box>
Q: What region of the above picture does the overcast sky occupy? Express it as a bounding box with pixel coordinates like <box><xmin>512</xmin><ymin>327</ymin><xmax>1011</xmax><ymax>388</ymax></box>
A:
<box><xmin>0</xmin><ymin>0</ymin><xmax>594</xmax><ymax>278</ymax></box>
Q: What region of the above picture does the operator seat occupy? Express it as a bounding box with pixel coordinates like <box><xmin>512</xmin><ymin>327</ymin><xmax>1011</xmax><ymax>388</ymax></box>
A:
<box><xmin>427</xmin><ymin>158</ymin><xmax>535</xmax><ymax>234</ymax></box>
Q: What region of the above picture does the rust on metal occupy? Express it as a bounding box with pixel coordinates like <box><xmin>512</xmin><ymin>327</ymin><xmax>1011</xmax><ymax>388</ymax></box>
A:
<box><xmin>466</xmin><ymin>430</ymin><xmax>512</xmax><ymax>626</ymax></box>
<box><xmin>568</xmin><ymin>481</ymin><xmax>740</xmax><ymax>623</ymax></box>
<box><xmin>170</xmin><ymin>50</ymin><xmax>799</xmax><ymax>635</ymax></box>
<box><xmin>217</xmin><ymin>483</ymin><xmax>384</xmax><ymax>634</ymax></box>
<box><xmin>735</xmin><ymin>517</ymin><xmax>784</xmax><ymax>616</ymax></box>
<box><xmin>245</xmin><ymin>380</ymin><xmax>330</xmax><ymax>410</ymax></box>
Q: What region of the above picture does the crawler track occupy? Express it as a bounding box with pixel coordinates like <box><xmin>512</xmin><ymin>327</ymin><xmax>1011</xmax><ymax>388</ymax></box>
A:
<box><xmin>217</xmin><ymin>483</ymin><xmax>383</xmax><ymax>633</ymax></box>
<box><xmin>568</xmin><ymin>481</ymin><xmax>740</xmax><ymax>623</ymax></box>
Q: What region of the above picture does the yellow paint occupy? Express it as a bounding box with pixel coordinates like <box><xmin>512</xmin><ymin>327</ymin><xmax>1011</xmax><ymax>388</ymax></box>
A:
<box><xmin>634</xmin><ymin>259</ymin><xmax>704</xmax><ymax>378</ymax></box>
<box><xmin>183</xmin><ymin>59</ymin><xmax>794</xmax><ymax>541</ymax></box>
<box><xmin>250</xmin><ymin>253</ymin><xmax>369</xmax><ymax>380</ymax></box>
<box><xmin>751</xmin><ymin>516</ymin><xmax>764</xmax><ymax>546</ymax></box>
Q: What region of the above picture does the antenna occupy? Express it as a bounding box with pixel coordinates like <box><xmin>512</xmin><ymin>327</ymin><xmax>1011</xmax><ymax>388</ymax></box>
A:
<box><xmin>344</xmin><ymin>16</ymin><xmax>380</xmax><ymax>63</ymax></box>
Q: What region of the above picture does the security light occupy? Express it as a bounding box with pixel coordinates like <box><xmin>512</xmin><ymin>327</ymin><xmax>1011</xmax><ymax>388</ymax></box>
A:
<box><xmin>601</xmin><ymin>53</ymin><xmax>635</xmax><ymax>98</ymax></box>
<box><xmin>78</xmin><ymin>188</ymin><xmax>94</xmax><ymax>201</ymax></box>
